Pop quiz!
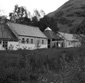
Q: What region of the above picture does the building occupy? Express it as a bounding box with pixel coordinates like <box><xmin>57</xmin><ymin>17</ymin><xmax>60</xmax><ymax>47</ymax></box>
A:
<box><xmin>0</xmin><ymin>22</ymin><xmax>48</xmax><ymax>50</ymax></box>
<box><xmin>44</xmin><ymin>27</ymin><xmax>63</xmax><ymax>48</ymax></box>
<box><xmin>58</xmin><ymin>32</ymin><xmax>81</xmax><ymax>48</ymax></box>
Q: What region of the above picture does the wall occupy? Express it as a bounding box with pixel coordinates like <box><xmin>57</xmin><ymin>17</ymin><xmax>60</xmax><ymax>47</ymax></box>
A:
<box><xmin>50</xmin><ymin>39</ymin><xmax>64</xmax><ymax>48</ymax></box>
<box><xmin>8</xmin><ymin>41</ymin><xmax>19</xmax><ymax>50</ymax></box>
<box><xmin>0</xmin><ymin>36</ymin><xmax>48</xmax><ymax>50</ymax></box>
<box><xmin>18</xmin><ymin>36</ymin><xmax>48</xmax><ymax>50</ymax></box>
<box><xmin>64</xmin><ymin>40</ymin><xmax>81</xmax><ymax>48</ymax></box>
<box><xmin>0</xmin><ymin>41</ymin><xmax>5</xmax><ymax>50</ymax></box>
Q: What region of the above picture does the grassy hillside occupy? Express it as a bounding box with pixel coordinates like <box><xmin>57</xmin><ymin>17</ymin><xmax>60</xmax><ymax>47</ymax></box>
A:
<box><xmin>47</xmin><ymin>0</ymin><xmax>85</xmax><ymax>33</ymax></box>
<box><xmin>0</xmin><ymin>47</ymin><xmax>85</xmax><ymax>83</ymax></box>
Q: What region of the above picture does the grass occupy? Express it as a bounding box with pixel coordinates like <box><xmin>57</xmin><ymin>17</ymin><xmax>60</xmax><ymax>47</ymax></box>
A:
<box><xmin>0</xmin><ymin>47</ymin><xmax>85</xmax><ymax>83</ymax></box>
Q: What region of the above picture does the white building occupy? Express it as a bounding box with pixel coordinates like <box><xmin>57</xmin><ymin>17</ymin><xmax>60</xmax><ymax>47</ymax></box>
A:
<box><xmin>0</xmin><ymin>22</ymin><xmax>48</xmax><ymax>50</ymax></box>
<box><xmin>58</xmin><ymin>32</ymin><xmax>81</xmax><ymax>48</ymax></box>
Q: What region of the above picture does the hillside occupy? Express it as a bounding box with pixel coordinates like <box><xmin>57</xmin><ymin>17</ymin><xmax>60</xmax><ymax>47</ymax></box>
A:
<box><xmin>47</xmin><ymin>0</ymin><xmax>85</xmax><ymax>33</ymax></box>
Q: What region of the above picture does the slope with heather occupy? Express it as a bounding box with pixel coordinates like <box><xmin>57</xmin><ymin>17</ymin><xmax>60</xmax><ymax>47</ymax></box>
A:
<box><xmin>47</xmin><ymin>0</ymin><xmax>85</xmax><ymax>33</ymax></box>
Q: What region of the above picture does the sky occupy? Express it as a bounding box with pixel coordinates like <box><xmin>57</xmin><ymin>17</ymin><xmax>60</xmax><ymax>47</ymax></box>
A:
<box><xmin>0</xmin><ymin>0</ymin><xmax>68</xmax><ymax>16</ymax></box>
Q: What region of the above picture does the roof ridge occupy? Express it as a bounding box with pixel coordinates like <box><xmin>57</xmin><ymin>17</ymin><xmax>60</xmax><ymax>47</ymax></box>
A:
<box><xmin>8</xmin><ymin>22</ymin><xmax>38</xmax><ymax>29</ymax></box>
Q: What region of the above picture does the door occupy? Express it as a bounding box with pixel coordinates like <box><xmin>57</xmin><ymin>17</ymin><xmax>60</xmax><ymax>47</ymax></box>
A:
<box><xmin>48</xmin><ymin>39</ymin><xmax>50</xmax><ymax>48</ymax></box>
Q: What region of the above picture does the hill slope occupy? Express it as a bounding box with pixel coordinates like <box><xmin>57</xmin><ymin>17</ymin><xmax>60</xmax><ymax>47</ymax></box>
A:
<box><xmin>47</xmin><ymin>0</ymin><xmax>85</xmax><ymax>33</ymax></box>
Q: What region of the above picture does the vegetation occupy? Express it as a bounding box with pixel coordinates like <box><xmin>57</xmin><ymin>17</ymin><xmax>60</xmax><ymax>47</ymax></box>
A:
<box><xmin>8</xmin><ymin>5</ymin><xmax>58</xmax><ymax>32</ymax></box>
<box><xmin>47</xmin><ymin>0</ymin><xmax>85</xmax><ymax>32</ymax></box>
<box><xmin>0</xmin><ymin>47</ymin><xmax>85</xmax><ymax>83</ymax></box>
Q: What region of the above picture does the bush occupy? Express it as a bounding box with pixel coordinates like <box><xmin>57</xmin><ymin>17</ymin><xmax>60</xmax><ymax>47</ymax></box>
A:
<box><xmin>0</xmin><ymin>47</ymin><xmax>85</xmax><ymax>83</ymax></box>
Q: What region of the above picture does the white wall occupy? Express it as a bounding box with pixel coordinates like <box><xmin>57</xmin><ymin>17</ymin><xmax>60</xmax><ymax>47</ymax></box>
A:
<box><xmin>0</xmin><ymin>44</ymin><xmax>5</xmax><ymax>50</ymax></box>
<box><xmin>8</xmin><ymin>41</ymin><xmax>19</xmax><ymax>50</ymax></box>
<box><xmin>19</xmin><ymin>43</ymin><xmax>48</xmax><ymax>50</ymax></box>
<box><xmin>64</xmin><ymin>40</ymin><xmax>81</xmax><ymax>48</ymax></box>
<box><xmin>7</xmin><ymin>37</ymin><xmax>48</xmax><ymax>50</ymax></box>
<box><xmin>19</xmin><ymin>43</ymin><xmax>36</xmax><ymax>50</ymax></box>
<box><xmin>37</xmin><ymin>44</ymin><xmax>48</xmax><ymax>49</ymax></box>
<box><xmin>0</xmin><ymin>36</ymin><xmax>48</xmax><ymax>50</ymax></box>
<box><xmin>8</xmin><ymin>41</ymin><xmax>36</xmax><ymax>50</ymax></box>
<box><xmin>18</xmin><ymin>36</ymin><xmax>48</xmax><ymax>50</ymax></box>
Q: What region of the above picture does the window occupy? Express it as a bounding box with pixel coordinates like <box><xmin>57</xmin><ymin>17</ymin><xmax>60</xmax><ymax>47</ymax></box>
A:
<box><xmin>22</xmin><ymin>38</ymin><xmax>25</xmax><ymax>43</ymax></box>
<box><xmin>68</xmin><ymin>42</ymin><xmax>71</xmax><ymax>45</ymax></box>
<box><xmin>3</xmin><ymin>41</ymin><xmax>8</xmax><ymax>49</ymax></box>
<box><xmin>31</xmin><ymin>39</ymin><xmax>33</xmax><ymax>44</ymax></box>
<box><xmin>42</xmin><ymin>40</ymin><xmax>44</xmax><ymax>44</ymax></box>
<box><xmin>26</xmin><ymin>38</ymin><xmax>29</xmax><ymax>43</ymax></box>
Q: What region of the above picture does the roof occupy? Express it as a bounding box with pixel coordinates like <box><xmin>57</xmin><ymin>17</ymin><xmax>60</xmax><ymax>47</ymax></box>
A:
<box><xmin>7</xmin><ymin>22</ymin><xmax>47</xmax><ymax>39</ymax></box>
<box><xmin>0</xmin><ymin>24</ymin><xmax>17</xmax><ymax>40</ymax></box>
<box><xmin>58</xmin><ymin>32</ymin><xmax>79</xmax><ymax>41</ymax></box>
<box><xmin>45</xmin><ymin>27</ymin><xmax>52</xmax><ymax>31</ymax></box>
<box><xmin>44</xmin><ymin>28</ymin><xmax>63</xmax><ymax>40</ymax></box>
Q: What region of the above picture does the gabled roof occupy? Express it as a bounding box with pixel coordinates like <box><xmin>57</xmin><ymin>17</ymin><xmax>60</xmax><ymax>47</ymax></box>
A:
<box><xmin>7</xmin><ymin>22</ymin><xmax>47</xmax><ymax>39</ymax></box>
<box><xmin>44</xmin><ymin>27</ymin><xmax>63</xmax><ymax>40</ymax></box>
<box><xmin>44</xmin><ymin>30</ymin><xmax>57</xmax><ymax>39</ymax></box>
<box><xmin>58</xmin><ymin>32</ymin><xmax>79</xmax><ymax>41</ymax></box>
<box><xmin>0</xmin><ymin>24</ymin><xmax>17</xmax><ymax>40</ymax></box>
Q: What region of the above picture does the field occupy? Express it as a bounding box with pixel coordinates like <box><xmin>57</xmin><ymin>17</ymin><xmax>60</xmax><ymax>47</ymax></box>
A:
<box><xmin>0</xmin><ymin>47</ymin><xmax>85</xmax><ymax>83</ymax></box>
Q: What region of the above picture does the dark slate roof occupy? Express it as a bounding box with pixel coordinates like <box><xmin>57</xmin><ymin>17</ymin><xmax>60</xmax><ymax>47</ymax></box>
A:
<box><xmin>44</xmin><ymin>30</ymin><xmax>57</xmax><ymax>39</ymax></box>
<box><xmin>0</xmin><ymin>24</ymin><xmax>17</xmax><ymax>40</ymax></box>
<box><xmin>7</xmin><ymin>22</ymin><xmax>47</xmax><ymax>39</ymax></box>
<box><xmin>44</xmin><ymin>28</ymin><xmax>63</xmax><ymax>40</ymax></box>
<box><xmin>58</xmin><ymin>32</ymin><xmax>79</xmax><ymax>41</ymax></box>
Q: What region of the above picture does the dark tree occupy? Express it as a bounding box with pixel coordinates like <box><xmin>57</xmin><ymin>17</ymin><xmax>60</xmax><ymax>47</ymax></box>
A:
<box><xmin>37</xmin><ymin>16</ymin><xmax>59</xmax><ymax>32</ymax></box>
<box><xmin>31</xmin><ymin>16</ymin><xmax>38</xmax><ymax>26</ymax></box>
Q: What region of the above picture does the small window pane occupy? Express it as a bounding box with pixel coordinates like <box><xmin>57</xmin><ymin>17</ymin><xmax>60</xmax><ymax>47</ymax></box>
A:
<box><xmin>31</xmin><ymin>39</ymin><xmax>33</xmax><ymax>44</ymax></box>
<box><xmin>26</xmin><ymin>39</ymin><xmax>29</xmax><ymax>43</ymax></box>
<box><xmin>42</xmin><ymin>40</ymin><xmax>44</xmax><ymax>44</ymax></box>
<box><xmin>22</xmin><ymin>38</ymin><xmax>25</xmax><ymax>43</ymax></box>
<box><xmin>68</xmin><ymin>42</ymin><xmax>71</xmax><ymax>45</ymax></box>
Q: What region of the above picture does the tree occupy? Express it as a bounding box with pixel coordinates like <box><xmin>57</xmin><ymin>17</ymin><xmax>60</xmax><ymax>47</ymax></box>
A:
<box><xmin>9</xmin><ymin>5</ymin><xmax>31</xmax><ymax>25</ymax></box>
<box><xmin>40</xmin><ymin>9</ymin><xmax>45</xmax><ymax>18</ymax></box>
<box><xmin>31</xmin><ymin>16</ymin><xmax>38</xmax><ymax>26</ymax></box>
<box><xmin>0</xmin><ymin>16</ymin><xmax>8</xmax><ymax>24</ymax></box>
<box><xmin>9</xmin><ymin>5</ymin><xmax>58</xmax><ymax>33</ymax></box>
<box><xmin>0</xmin><ymin>16</ymin><xmax>8</xmax><ymax>40</ymax></box>
<box><xmin>31</xmin><ymin>9</ymin><xmax>46</xmax><ymax>27</ymax></box>
<box><xmin>33</xmin><ymin>9</ymin><xmax>40</xmax><ymax>20</ymax></box>
<box><xmin>37</xmin><ymin>16</ymin><xmax>59</xmax><ymax>32</ymax></box>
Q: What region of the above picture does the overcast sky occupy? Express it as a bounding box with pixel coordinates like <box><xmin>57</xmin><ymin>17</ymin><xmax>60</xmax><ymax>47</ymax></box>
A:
<box><xmin>0</xmin><ymin>0</ymin><xmax>68</xmax><ymax>16</ymax></box>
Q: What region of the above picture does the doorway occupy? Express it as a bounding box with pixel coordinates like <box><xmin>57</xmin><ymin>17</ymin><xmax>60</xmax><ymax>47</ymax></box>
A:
<box><xmin>48</xmin><ymin>39</ymin><xmax>50</xmax><ymax>48</ymax></box>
